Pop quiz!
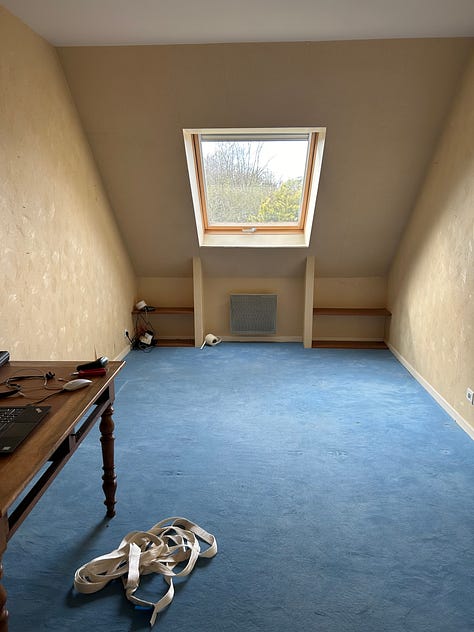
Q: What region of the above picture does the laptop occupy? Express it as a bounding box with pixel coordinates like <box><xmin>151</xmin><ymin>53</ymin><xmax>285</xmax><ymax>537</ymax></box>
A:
<box><xmin>0</xmin><ymin>405</ymin><xmax>51</xmax><ymax>454</ymax></box>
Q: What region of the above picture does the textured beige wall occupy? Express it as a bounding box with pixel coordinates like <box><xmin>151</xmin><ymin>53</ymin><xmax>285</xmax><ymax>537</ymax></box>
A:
<box><xmin>137</xmin><ymin>277</ymin><xmax>194</xmax><ymax>307</ymax></box>
<box><xmin>314</xmin><ymin>277</ymin><xmax>387</xmax><ymax>340</ymax></box>
<box><xmin>387</xmin><ymin>52</ymin><xmax>474</xmax><ymax>429</ymax></box>
<box><xmin>315</xmin><ymin>276</ymin><xmax>386</xmax><ymax>307</ymax></box>
<box><xmin>0</xmin><ymin>7</ymin><xmax>136</xmax><ymax>361</ymax></box>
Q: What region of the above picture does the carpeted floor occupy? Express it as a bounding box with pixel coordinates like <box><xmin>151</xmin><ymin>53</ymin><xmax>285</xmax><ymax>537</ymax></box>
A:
<box><xmin>4</xmin><ymin>343</ymin><xmax>474</xmax><ymax>631</ymax></box>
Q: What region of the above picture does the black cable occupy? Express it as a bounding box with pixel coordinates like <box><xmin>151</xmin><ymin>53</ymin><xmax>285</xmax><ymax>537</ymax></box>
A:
<box><xmin>32</xmin><ymin>390</ymin><xmax>63</xmax><ymax>404</ymax></box>
<box><xmin>132</xmin><ymin>312</ymin><xmax>156</xmax><ymax>352</ymax></box>
<box><xmin>0</xmin><ymin>371</ymin><xmax>58</xmax><ymax>398</ymax></box>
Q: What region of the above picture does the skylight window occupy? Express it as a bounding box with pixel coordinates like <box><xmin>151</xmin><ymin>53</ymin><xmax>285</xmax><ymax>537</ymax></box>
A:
<box><xmin>183</xmin><ymin>128</ymin><xmax>326</xmax><ymax>248</ymax></box>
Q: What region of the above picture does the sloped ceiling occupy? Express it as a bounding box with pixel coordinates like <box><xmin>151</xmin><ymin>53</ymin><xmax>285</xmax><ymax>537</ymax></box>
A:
<box><xmin>57</xmin><ymin>38</ymin><xmax>473</xmax><ymax>277</ymax></box>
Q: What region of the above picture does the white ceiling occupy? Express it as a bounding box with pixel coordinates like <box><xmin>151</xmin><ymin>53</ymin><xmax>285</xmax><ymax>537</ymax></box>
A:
<box><xmin>3</xmin><ymin>0</ymin><xmax>474</xmax><ymax>46</ymax></box>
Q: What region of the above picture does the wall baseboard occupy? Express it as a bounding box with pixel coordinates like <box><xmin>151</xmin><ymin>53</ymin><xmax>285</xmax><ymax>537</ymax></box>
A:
<box><xmin>115</xmin><ymin>344</ymin><xmax>131</xmax><ymax>361</ymax></box>
<box><xmin>222</xmin><ymin>336</ymin><xmax>302</xmax><ymax>343</ymax></box>
<box><xmin>314</xmin><ymin>336</ymin><xmax>385</xmax><ymax>342</ymax></box>
<box><xmin>387</xmin><ymin>341</ymin><xmax>474</xmax><ymax>441</ymax></box>
<box><xmin>157</xmin><ymin>336</ymin><xmax>194</xmax><ymax>340</ymax></box>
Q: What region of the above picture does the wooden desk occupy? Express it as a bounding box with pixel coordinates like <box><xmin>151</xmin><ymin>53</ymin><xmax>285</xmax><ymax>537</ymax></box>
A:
<box><xmin>0</xmin><ymin>360</ymin><xmax>125</xmax><ymax>632</ymax></box>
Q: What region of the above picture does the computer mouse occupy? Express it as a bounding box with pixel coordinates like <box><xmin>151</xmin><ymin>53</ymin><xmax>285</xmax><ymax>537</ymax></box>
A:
<box><xmin>62</xmin><ymin>379</ymin><xmax>92</xmax><ymax>391</ymax></box>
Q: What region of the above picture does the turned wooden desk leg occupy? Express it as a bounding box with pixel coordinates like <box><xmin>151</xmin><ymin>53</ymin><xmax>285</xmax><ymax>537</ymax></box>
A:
<box><xmin>0</xmin><ymin>565</ymin><xmax>7</xmax><ymax>632</ymax></box>
<box><xmin>0</xmin><ymin>515</ymin><xmax>9</xmax><ymax>632</ymax></box>
<box><xmin>99</xmin><ymin>403</ymin><xmax>117</xmax><ymax>518</ymax></box>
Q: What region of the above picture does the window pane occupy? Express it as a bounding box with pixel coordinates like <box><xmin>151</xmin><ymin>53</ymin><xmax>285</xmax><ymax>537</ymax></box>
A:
<box><xmin>201</xmin><ymin>137</ymin><xmax>309</xmax><ymax>226</ymax></box>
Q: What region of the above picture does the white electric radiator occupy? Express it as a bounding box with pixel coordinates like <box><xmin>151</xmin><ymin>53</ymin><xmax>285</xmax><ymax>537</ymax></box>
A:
<box><xmin>230</xmin><ymin>294</ymin><xmax>277</xmax><ymax>335</ymax></box>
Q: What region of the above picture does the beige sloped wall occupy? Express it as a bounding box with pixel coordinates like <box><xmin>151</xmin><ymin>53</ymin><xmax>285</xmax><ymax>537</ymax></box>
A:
<box><xmin>0</xmin><ymin>7</ymin><xmax>136</xmax><ymax>361</ymax></box>
<box><xmin>387</xmin><ymin>51</ymin><xmax>474</xmax><ymax>429</ymax></box>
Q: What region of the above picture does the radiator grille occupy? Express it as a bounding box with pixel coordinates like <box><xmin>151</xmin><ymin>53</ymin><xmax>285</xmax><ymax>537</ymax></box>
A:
<box><xmin>230</xmin><ymin>294</ymin><xmax>277</xmax><ymax>335</ymax></box>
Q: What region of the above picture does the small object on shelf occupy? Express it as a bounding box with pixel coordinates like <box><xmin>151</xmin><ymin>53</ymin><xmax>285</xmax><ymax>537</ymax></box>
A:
<box><xmin>135</xmin><ymin>300</ymin><xmax>156</xmax><ymax>312</ymax></box>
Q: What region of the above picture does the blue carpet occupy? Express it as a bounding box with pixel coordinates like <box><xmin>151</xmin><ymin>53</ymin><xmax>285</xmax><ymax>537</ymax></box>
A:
<box><xmin>4</xmin><ymin>344</ymin><xmax>474</xmax><ymax>631</ymax></box>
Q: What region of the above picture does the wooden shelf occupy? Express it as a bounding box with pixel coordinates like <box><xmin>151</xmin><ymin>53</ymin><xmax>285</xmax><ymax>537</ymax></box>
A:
<box><xmin>312</xmin><ymin>340</ymin><xmax>388</xmax><ymax>349</ymax></box>
<box><xmin>132</xmin><ymin>307</ymin><xmax>194</xmax><ymax>315</ymax></box>
<box><xmin>313</xmin><ymin>307</ymin><xmax>391</xmax><ymax>316</ymax></box>
<box><xmin>312</xmin><ymin>306</ymin><xmax>390</xmax><ymax>349</ymax></box>
<box><xmin>155</xmin><ymin>338</ymin><xmax>195</xmax><ymax>347</ymax></box>
<box><xmin>132</xmin><ymin>307</ymin><xmax>195</xmax><ymax>347</ymax></box>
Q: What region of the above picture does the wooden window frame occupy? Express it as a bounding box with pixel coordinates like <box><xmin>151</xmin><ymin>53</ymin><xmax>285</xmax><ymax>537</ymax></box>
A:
<box><xmin>183</xmin><ymin>127</ymin><xmax>326</xmax><ymax>248</ymax></box>
<box><xmin>191</xmin><ymin>129</ymin><xmax>319</xmax><ymax>234</ymax></box>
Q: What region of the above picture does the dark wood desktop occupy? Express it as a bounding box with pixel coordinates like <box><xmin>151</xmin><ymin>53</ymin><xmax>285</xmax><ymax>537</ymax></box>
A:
<box><xmin>0</xmin><ymin>360</ymin><xmax>125</xmax><ymax>632</ymax></box>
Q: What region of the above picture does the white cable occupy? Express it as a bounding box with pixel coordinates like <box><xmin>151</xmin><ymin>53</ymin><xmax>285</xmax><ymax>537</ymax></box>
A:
<box><xmin>74</xmin><ymin>517</ymin><xmax>217</xmax><ymax>627</ymax></box>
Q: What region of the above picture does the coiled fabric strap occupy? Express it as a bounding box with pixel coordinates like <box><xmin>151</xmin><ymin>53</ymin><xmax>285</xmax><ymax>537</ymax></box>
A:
<box><xmin>74</xmin><ymin>517</ymin><xmax>217</xmax><ymax>626</ymax></box>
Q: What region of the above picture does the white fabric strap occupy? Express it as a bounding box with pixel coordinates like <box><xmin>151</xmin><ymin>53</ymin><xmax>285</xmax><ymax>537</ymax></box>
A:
<box><xmin>74</xmin><ymin>517</ymin><xmax>217</xmax><ymax>627</ymax></box>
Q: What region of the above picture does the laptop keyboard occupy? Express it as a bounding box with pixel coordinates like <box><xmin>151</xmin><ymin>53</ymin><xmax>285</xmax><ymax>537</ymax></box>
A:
<box><xmin>0</xmin><ymin>407</ymin><xmax>28</xmax><ymax>433</ymax></box>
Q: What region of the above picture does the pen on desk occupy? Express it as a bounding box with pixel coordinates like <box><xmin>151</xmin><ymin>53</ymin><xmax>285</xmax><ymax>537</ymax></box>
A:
<box><xmin>72</xmin><ymin>368</ymin><xmax>107</xmax><ymax>377</ymax></box>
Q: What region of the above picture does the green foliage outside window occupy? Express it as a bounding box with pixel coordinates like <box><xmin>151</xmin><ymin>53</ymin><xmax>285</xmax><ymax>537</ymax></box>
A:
<box><xmin>249</xmin><ymin>178</ymin><xmax>302</xmax><ymax>224</ymax></box>
<box><xmin>203</xmin><ymin>141</ymin><xmax>304</xmax><ymax>225</ymax></box>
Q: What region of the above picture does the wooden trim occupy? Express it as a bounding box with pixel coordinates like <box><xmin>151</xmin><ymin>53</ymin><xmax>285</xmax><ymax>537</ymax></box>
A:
<box><xmin>312</xmin><ymin>340</ymin><xmax>388</xmax><ymax>349</ymax></box>
<box><xmin>387</xmin><ymin>341</ymin><xmax>474</xmax><ymax>440</ymax></box>
<box><xmin>202</xmin><ymin>225</ymin><xmax>304</xmax><ymax>234</ymax></box>
<box><xmin>193</xmin><ymin>256</ymin><xmax>204</xmax><ymax>348</ymax></box>
<box><xmin>298</xmin><ymin>131</ymin><xmax>317</xmax><ymax>231</ymax></box>
<box><xmin>155</xmin><ymin>338</ymin><xmax>195</xmax><ymax>347</ymax></box>
<box><xmin>193</xmin><ymin>130</ymin><xmax>317</xmax><ymax>234</ymax></box>
<box><xmin>132</xmin><ymin>307</ymin><xmax>194</xmax><ymax>315</ymax></box>
<box><xmin>193</xmin><ymin>134</ymin><xmax>210</xmax><ymax>230</ymax></box>
<box><xmin>303</xmin><ymin>256</ymin><xmax>315</xmax><ymax>349</ymax></box>
<box><xmin>313</xmin><ymin>307</ymin><xmax>391</xmax><ymax>316</ymax></box>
